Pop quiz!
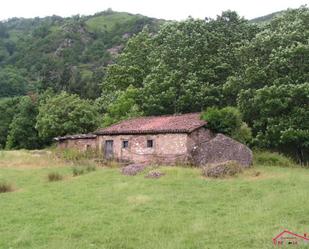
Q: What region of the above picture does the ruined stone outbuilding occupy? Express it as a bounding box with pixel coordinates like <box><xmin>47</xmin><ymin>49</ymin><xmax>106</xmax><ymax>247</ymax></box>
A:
<box><xmin>55</xmin><ymin>113</ymin><xmax>253</xmax><ymax>167</ymax></box>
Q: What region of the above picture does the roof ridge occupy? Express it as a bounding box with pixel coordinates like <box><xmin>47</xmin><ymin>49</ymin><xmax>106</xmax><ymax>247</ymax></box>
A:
<box><xmin>94</xmin><ymin>112</ymin><xmax>206</xmax><ymax>135</ymax></box>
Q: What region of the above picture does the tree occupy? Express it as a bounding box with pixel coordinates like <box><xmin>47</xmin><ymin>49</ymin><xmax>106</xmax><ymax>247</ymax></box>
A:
<box><xmin>101</xmin><ymin>12</ymin><xmax>259</xmax><ymax>115</ymax></box>
<box><xmin>36</xmin><ymin>92</ymin><xmax>100</xmax><ymax>140</ymax></box>
<box><xmin>0</xmin><ymin>67</ymin><xmax>27</xmax><ymax>98</ymax></box>
<box><xmin>102</xmin><ymin>28</ymin><xmax>154</xmax><ymax>94</ymax></box>
<box><xmin>236</xmin><ymin>7</ymin><xmax>309</xmax><ymax>91</ymax></box>
<box><xmin>238</xmin><ymin>83</ymin><xmax>309</xmax><ymax>163</ymax></box>
<box><xmin>6</xmin><ymin>96</ymin><xmax>43</xmax><ymax>149</ymax></box>
<box><xmin>102</xmin><ymin>85</ymin><xmax>143</xmax><ymax>127</ymax></box>
<box><xmin>0</xmin><ymin>97</ymin><xmax>21</xmax><ymax>148</ymax></box>
<box><xmin>201</xmin><ymin>106</ymin><xmax>252</xmax><ymax>144</ymax></box>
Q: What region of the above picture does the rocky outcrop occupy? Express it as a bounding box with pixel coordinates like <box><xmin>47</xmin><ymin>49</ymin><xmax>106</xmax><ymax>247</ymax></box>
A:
<box><xmin>191</xmin><ymin>134</ymin><xmax>253</xmax><ymax>167</ymax></box>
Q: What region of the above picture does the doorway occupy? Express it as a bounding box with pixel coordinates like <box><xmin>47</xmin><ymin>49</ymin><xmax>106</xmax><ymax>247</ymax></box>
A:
<box><xmin>104</xmin><ymin>140</ymin><xmax>114</xmax><ymax>159</ymax></box>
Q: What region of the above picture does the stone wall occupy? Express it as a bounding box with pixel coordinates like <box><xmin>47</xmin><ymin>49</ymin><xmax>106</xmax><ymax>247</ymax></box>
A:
<box><xmin>97</xmin><ymin>133</ymin><xmax>189</xmax><ymax>164</ymax></box>
<box><xmin>187</xmin><ymin>127</ymin><xmax>214</xmax><ymax>153</ymax></box>
<box><xmin>57</xmin><ymin>138</ymin><xmax>97</xmax><ymax>152</ymax></box>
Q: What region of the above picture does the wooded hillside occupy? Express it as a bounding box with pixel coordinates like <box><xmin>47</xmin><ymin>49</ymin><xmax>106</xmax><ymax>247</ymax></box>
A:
<box><xmin>0</xmin><ymin>8</ymin><xmax>308</xmax><ymax>163</ymax></box>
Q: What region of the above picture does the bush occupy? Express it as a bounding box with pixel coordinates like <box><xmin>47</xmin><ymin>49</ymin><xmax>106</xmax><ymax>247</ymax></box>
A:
<box><xmin>72</xmin><ymin>167</ymin><xmax>85</xmax><ymax>176</ymax></box>
<box><xmin>72</xmin><ymin>165</ymin><xmax>96</xmax><ymax>176</ymax></box>
<box><xmin>86</xmin><ymin>165</ymin><xmax>96</xmax><ymax>172</ymax></box>
<box><xmin>254</xmin><ymin>151</ymin><xmax>296</xmax><ymax>167</ymax></box>
<box><xmin>0</xmin><ymin>182</ymin><xmax>13</xmax><ymax>193</ymax></box>
<box><xmin>47</xmin><ymin>172</ymin><xmax>63</xmax><ymax>182</ymax></box>
<box><xmin>203</xmin><ymin>161</ymin><xmax>243</xmax><ymax>178</ymax></box>
<box><xmin>201</xmin><ymin>107</ymin><xmax>252</xmax><ymax>144</ymax></box>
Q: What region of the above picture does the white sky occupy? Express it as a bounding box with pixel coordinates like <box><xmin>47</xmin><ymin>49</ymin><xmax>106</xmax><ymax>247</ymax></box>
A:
<box><xmin>1</xmin><ymin>0</ymin><xmax>308</xmax><ymax>21</ymax></box>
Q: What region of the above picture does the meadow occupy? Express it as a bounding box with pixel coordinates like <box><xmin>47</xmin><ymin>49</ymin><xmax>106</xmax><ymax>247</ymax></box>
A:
<box><xmin>0</xmin><ymin>150</ymin><xmax>309</xmax><ymax>249</ymax></box>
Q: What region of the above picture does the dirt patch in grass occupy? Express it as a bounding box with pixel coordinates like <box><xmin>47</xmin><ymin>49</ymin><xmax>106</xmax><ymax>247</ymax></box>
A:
<box><xmin>127</xmin><ymin>195</ymin><xmax>151</xmax><ymax>205</ymax></box>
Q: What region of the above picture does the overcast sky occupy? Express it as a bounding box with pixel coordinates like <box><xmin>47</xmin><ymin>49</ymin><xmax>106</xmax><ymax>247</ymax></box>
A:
<box><xmin>1</xmin><ymin>0</ymin><xmax>308</xmax><ymax>21</ymax></box>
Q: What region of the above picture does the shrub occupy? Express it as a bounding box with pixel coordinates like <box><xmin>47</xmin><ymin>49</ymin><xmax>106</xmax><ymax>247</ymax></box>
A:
<box><xmin>0</xmin><ymin>182</ymin><xmax>13</xmax><ymax>193</ymax></box>
<box><xmin>203</xmin><ymin>161</ymin><xmax>243</xmax><ymax>178</ymax></box>
<box><xmin>254</xmin><ymin>151</ymin><xmax>296</xmax><ymax>167</ymax></box>
<box><xmin>47</xmin><ymin>172</ymin><xmax>63</xmax><ymax>182</ymax></box>
<box><xmin>72</xmin><ymin>165</ymin><xmax>96</xmax><ymax>176</ymax></box>
<box><xmin>72</xmin><ymin>167</ymin><xmax>85</xmax><ymax>176</ymax></box>
<box><xmin>201</xmin><ymin>107</ymin><xmax>252</xmax><ymax>144</ymax></box>
<box><xmin>86</xmin><ymin>165</ymin><xmax>96</xmax><ymax>172</ymax></box>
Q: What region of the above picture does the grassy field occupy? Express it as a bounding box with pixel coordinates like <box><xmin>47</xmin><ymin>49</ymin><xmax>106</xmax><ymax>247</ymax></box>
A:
<box><xmin>0</xmin><ymin>150</ymin><xmax>309</xmax><ymax>249</ymax></box>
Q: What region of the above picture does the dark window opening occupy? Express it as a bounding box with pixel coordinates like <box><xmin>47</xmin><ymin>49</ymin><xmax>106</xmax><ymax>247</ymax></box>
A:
<box><xmin>147</xmin><ymin>139</ymin><xmax>153</xmax><ymax>148</ymax></box>
<box><xmin>86</xmin><ymin>144</ymin><xmax>91</xmax><ymax>150</ymax></box>
<box><xmin>122</xmin><ymin>140</ymin><xmax>129</xmax><ymax>148</ymax></box>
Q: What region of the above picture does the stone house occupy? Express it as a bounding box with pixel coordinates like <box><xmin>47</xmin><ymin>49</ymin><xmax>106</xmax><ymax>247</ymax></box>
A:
<box><xmin>54</xmin><ymin>134</ymin><xmax>97</xmax><ymax>152</ymax></box>
<box><xmin>55</xmin><ymin>113</ymin><xmax>253</xmax><ymax>166</ymax></box>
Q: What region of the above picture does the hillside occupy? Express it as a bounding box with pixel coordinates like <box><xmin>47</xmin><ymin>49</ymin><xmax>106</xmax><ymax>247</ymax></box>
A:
<box><xmin>0</xmin><ymin>10</ymin><xmax>163</xmax><ymax>99</ymax></box>
<box><xmin>250</xmin><ymin>10</ymin><xmax>285</xmax><ymax>24</ymax></box>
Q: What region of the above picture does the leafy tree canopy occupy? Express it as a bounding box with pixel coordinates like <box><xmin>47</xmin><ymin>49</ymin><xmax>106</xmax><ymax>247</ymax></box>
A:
<box><xmin>36</xmin><ymin>92</ymin><xmax>100</xmax><ymax>140</ymax></box>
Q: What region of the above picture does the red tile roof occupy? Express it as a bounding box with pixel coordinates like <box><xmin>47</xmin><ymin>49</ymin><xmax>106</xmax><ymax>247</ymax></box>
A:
<box><xmin>95</xmin><ymin>113</ymin><xmax>206</xmax><ymax>135</ymax></box>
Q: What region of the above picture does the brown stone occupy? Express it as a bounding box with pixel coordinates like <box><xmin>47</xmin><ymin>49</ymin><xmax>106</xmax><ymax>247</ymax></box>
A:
<box><xmin>191</xmin><ymin>133</ymin><xmax>253</xmax><ymax>167</ymax></box>
<box><xmin>202</xmin><ymin>160</ymin><xmax>243</xmax><ymax>178</ymax></box>
<box><xmin>121</xmin><ymin>164</ymin><xmax>147</xmax><ymax>176</ymax></box>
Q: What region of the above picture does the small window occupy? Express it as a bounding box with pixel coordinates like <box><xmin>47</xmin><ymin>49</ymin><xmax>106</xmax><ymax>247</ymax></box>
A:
<box><xmin>147</xmin><ymin>139</ymin><xmax>153</xmax><ymax>148</ymax></box>
<box><xmin>122</xmin><ymin>140</ymin><xmax>129</xmax><ymax>148</ymax></box>
<box><xmin>86</xmin><ymin>144</ymin><xmax>91</xmax><ymax>150</ymax></box>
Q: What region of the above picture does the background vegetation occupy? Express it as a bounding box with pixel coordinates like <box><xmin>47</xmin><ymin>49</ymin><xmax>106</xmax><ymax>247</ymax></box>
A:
<box><xmin>0</xmin><ymin>7</ymin><xmax>308</xmax><ymax>163</ymax></box>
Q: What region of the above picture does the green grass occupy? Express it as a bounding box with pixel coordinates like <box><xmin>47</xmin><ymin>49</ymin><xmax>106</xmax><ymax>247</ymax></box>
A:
<box><xmin>86</xmin><ymin>12</ymin><xmax>141</xmax><ymax>32</ymax></box>
<box><xmin>0</xmin><ymin>151</ymin><xmax>309</xmax><ymax>248</ymax></box>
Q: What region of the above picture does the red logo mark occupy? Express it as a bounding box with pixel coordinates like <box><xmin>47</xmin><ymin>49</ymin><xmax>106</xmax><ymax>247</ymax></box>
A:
<box><xmin>273</xmin><ymin>230</ymin><xmax>309</xmax><ymax>246</ymax></box>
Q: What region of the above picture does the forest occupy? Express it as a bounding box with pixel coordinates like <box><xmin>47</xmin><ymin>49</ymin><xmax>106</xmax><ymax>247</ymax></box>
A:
<box><xmin>0</xmin><ymin>7</ymin><xmax>308</xmax><ymax>163</ymax></box>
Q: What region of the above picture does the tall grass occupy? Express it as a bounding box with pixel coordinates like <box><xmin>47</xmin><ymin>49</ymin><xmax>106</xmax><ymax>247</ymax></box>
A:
<box><xmin>47</xmin><ymin>172</ymin><xmax>63</xmax><ymax>182</ymax></box>
<box><xmin>0</xmin><ymin>181</ymin><xmax>13</xmax><ymax>193</ymax></box>
<box><xmin>72</xmin><ymin>165</ymin><xmax>96</xmax><ymax>176</ymax></box>
<box><xmin>254</xmin><ymin>150</ymin><xmax>297</xmax><ymax>167</ymax></box>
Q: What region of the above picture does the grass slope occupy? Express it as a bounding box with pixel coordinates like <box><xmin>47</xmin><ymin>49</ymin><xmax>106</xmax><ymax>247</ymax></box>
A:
<box><xmin>86</xmin><ymin>12</ymin><xmax>143</xmax><ymax>32</ymax></box>
<box><xmin>0</xmin><ymin>151</ymin><xmax>309</xmax><ymax>249</ymax></box>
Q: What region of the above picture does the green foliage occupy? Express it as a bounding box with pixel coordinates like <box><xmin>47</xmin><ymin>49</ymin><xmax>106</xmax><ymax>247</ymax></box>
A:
<box><xmin>0</xmin><ymin>11</ymin><xmax>160</xmax><ymax>99</ymax></box>
<box><xmin>201</xmin><ymin>107</ymin><xmax>241</xmax><ymax>134</ymax></box>
<box><xmin>238</xmin><ymin>83</ymin><xmax>309</xmax><ymax>163</ymax></box>
<box><xmin>36</xmin><ymin>92</ymin><xmax>100</xmax><ymax>140</ymax></box>
<box><xmin>6</xmin><ymin>96</ymin><xmax>43</xmax><ymax>149</ymax></box>
<box><xmin>201</xmin><ymin>106</ymin><xmax>252</xmax><ymax>144</ymax></box>
<box><xmin>253</xmin><ymin>151</ymin><xmax>296</xmax><ymax>167</ymax></box>
<box><xmin>72</xmin><ymin>165</ymin><xmax>96</xmax><ymax>176</ymax></box>
<box><xmin>0</xmin><ymin>97</ymin><xmax>20</xmax><ymax>148</ymax></box>
<box><xmin>102</xmin><ymin>11</ymin><xmax>259</xmax><ymax>115</ymax></box>
<box><xmin>103</xmin><ymin>85</ymin><xmax>143</xmax><ymax>127</ymax></box>
<box><xmin>72</xmin><ymin>167</ymin><xmax>85</xmax><ymax>176</ymax></box>
<box><xmin>237</xmin><ymin>7</ymin><xmax>309</xmax><ymax>91</ymax></box>
<box><xmin>102</xmin><ymin>28</ymin><xmax>154</xmax><ymax>93</ymax></box>
<box><xmin>0</xmin><ymin>67</ymin><xmax>27</xmax><ymax>98</ymax></box>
